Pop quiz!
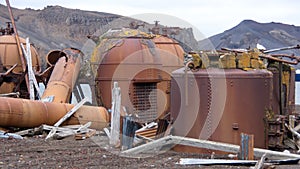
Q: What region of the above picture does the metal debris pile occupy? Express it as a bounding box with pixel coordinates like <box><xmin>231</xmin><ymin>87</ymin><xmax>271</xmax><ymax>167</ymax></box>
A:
<box><xmin>1</xmin><ymin>1</ymin><xmax>300</xmax><ymax>168</ymax></box>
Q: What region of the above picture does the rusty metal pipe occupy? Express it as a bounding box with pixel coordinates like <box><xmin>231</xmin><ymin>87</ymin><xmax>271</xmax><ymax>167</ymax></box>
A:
<box><xmin>260</xmin><ymin>54</ymin><xmax>299</xmax><ymax>65</ymax></box>
<box><xmin>46</xmin><ymin>50</ymin><xmax>68</xmax><ymax>67</ymax></box>
<box><xmin>42</xmin><ymin>48</ymin><xmax>82</xmax><ymax>103</ymax></box>
<box><xmin>0</xmin><ymin>97</ymin><xmax>109</xmax><ymax>129</ymax></box>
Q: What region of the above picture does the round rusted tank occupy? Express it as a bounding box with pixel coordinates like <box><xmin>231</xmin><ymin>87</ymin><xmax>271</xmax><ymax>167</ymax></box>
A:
<box><xmin>171</xmin><ymin>68</ymin><xmax>273</xmax><ymax>152</ymax></box>
<box><xmin>0</xmin><ymin>35</ymin><xmax>41</xmax><ymax>95</ymax></box>
<box><xmin>91</xmin><ymin>28</ymin><xmax>163</xmax><ymax>123</ymax></box>
<box><xmin>91</xmin><ymin>29</ymin><xmax>185</xmax><ymax>123</ymax></box>
<box><xmin>0</xmin><ymin>35</ymin><xmax>40</xmax><ymax>73</ymax></box>
<box><xmin>152</xmin><ymin>35</ymin><xmax>184</xmax><ymax>118</ymax></box>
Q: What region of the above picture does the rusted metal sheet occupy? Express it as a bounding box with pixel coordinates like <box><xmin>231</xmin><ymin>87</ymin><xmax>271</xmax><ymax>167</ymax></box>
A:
<box><xmin>171</xmin><ymin>68</ymin><xmax>273</xmax><ymax>151</ymax></box>
<box><xmin>42</xmin><ymin>48</ymin><xmax>82</xmax><ymax>103</ymax></box>
<box><xmin>0</xmin><ymin>97</ymin><xmax>109</xmax><ymax>130</ymax></box>
<box><xmin>268</xmin><ymin>67</ymin><xmax>295</xmax><ymax>115</ymax></box>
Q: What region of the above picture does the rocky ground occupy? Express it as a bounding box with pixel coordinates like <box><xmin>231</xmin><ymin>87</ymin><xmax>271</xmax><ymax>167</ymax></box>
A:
<box><xmin>1</xmin><ymin>132</ymin><xmax>300</xmax><ymax>169</ymax></box>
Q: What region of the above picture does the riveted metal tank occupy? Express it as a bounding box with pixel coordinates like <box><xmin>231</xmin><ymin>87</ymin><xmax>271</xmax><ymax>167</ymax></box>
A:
<box><xmin>0</xmin><ymin>35</ymin><xmax>40</xmax><ymax>73</ymax></box>
<box><xmin>0</xmin><ymin>35</ymin><xmax>41</xmax><ymax>95</ymax></box>
<box><xmin>153</xmin><ymin>35</ymin><xmax>184</xmax><ymax>118</ymax></box>
<box><xmin>171</xmin><ymin>68</ymin><xmax>273</xmax><ymax>152</ymax></box>
<box><xmin>91</xmin><ymin>28</ymin><xmax>163</xmax><ymax>123</ymax></box>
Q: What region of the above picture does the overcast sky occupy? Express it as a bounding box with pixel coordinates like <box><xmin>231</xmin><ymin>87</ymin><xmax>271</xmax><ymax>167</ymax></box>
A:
<box><xmin>2</xmin><ymin>0</ymin><xmax>300</xmax><ymax>40</ymax></box>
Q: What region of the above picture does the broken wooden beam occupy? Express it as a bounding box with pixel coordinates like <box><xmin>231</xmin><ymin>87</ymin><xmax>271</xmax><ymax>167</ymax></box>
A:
<box><xmin>45</xmin><ymin>97</ymin><xmax>88</xmax><ymax>140</ymax></box>
<box><xmin>177</xmin><ymin>158</ymin><xmax>257</xmax><ymax>165</ymax></box>
<box><xmin>253</xmin><ymin>153</ymin><xmax>267</xmax><ymax>169</ymax></box>
<box><xmin>121</xmin><ymin>135</ymin><xmax>300</xmax><ymax>160</ymax></box>
<box><xmin>110</xmin><ymin>82</ymin><xmax>121</xmax><ymax>146</ymax></box>
<box><xmin>178</xmin><ymin>157</ymin><xmax>299</xmax><ymax>166</ymax></box>
<box><xmin>285</xmin><ymin>123</ymin><xmax>300</xmax><ymax>139</ymax></box>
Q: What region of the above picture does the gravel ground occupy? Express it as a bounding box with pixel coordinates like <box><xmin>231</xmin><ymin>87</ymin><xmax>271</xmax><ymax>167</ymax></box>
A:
<box><xmin>1</xmin><ymin>133</ymin><xmax>300</xmax><ymax>169</ymax></box>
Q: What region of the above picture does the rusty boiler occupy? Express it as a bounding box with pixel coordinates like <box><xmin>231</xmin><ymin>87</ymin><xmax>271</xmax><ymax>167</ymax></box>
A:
<box><xmin>0</xmin><ymin>35</ymin><xmax>41</xmax><ymax>96</ymax></box>
<box><xmin>91</xmin><ymin>28</ymin><xmax>184</xmax><ymax>123</ymax></box>
<box><xmin>170</xmin><ymin>67</ymin><xmax>273</xmax><ymax>152</ymax></box>
<box><xmin>153</xmin><ymin>35</ymin><xmax>184</xmax><ymax>117</ymax></box>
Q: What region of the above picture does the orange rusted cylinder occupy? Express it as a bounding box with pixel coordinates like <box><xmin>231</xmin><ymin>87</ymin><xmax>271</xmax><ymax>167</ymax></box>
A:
<box><xmin>42</xmin><ymin>48</ymin><xmax>82</xmax><ymax>103</ymax></box>
<box><xmin>0</xmin><ymin>35</ymin><xmax>41</xmax><ymax>73</ymax></box>
<box><xmin>0</xmin><ymin>97</ymin><xmax>109</xmax><ymax>129</ymax></box>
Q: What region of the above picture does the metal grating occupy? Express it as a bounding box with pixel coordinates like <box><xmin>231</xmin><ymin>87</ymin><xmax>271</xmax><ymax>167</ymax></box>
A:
<box><xmin>133</xmin><ymin>83</ymin><xmax>157</xmax><ymax>123</ymax></box>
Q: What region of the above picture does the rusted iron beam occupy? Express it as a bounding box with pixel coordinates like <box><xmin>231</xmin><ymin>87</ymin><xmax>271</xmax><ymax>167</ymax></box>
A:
<box><xmin>260</xmin><ymin>54</ymin><xmax>298</xmax><ymax>65</ymax></box>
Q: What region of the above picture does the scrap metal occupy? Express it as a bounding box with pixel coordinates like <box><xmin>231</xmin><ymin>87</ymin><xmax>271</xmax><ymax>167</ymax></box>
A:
<box><xmin>5</xmin><ymin>0</ymin><xmax>30</xmax><ymax>94</ymax></box>
<box><xmin>42</xmin><ymin>48</ymin><xmax>83</xmax><ymax>103</ymax></box>
<box><xmin>0</xmin><ymin>96</ymin><xmax>109</xmax><ymax>130</ymax></box>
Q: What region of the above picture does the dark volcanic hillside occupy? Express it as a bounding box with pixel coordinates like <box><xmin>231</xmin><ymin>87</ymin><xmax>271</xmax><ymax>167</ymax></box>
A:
<box><xmin>0</xmin><ymin>4</ymin><xmax>199</xmax><ymax>62</ymax></box>
<box><xmin>199</xmin><ymin>20</ymin><xmax>300</xmax><ymax>55</ymax></box>
<box><xmin>0</xmin><ymin>4</ymin><xmax>126</xmax><ymax>57</ymax></box>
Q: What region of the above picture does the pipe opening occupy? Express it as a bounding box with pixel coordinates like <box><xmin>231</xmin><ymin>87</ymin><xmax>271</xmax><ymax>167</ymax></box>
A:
<box><xmin>46</xmin><ymin>50</ymin><xmax>68</xmax><ymax>66</ymax></box>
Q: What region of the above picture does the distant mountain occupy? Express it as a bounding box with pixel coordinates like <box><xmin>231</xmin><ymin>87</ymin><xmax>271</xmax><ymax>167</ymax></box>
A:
<box><xmin>199</xmin><ymin>20</ymin><xmax>300</xmax><ymax>55</ymax></box>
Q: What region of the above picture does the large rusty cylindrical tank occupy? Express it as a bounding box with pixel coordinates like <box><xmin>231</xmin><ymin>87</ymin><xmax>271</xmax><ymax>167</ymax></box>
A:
<box><xmin>170</xmin><ymin>68</ymin><xmax>273</xmax><ymax>153</ymax></box>
<box><xmin>91</xmin><ymin>28</ymin><xmax>163</xmax><ymax>123</ymax></box>
<box><xmin>153</xmin><ymin>35</ymin><xmax>184</xmax><ymax>118</ymax></box>
<box><xmin>0</xmin><ymin>97</ymin><xmax>109</xmax><ymax>130</ymax></box>
<box><xmin>0</xmin><ymin>35</ymin><xmax>41</xmax><ymax>95</ymax></box>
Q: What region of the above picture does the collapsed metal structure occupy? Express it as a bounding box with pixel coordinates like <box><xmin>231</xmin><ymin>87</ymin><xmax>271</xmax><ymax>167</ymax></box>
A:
<box><xmin>0</xmin><ymin>1</ymin><xmax>109</xmax><ymax>130</ymax></box>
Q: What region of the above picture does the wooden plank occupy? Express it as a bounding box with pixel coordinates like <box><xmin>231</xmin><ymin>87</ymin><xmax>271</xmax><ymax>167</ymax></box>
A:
<box><xmin>21</xmin><ymin>41</ymin><xmax>34</xmax><ymax>100</ymax></box>
<box><xmin>75</xmin><ymin>129</ymin><xmax>96</xmax><ymax>140</ymax></box>
<box><xmin>21</xmin><ymin>38</ymin><xmax>42</xmax><ymax>99</ymax></box>
<box><xmin>135</xmin><ymin>122</ymin><xmax>157</xmax><ymax>133</ymax></box>
<box><xmin>110</xmin><ymin>82</ymin><xmax>121</xmax><ymax>145</ymax></box>
<box><xmin>285</xmin><ymin>123</ymin><xmax>300</xmax><ymax>139</ymax></box>
<box><xmin>121</xmin><ymin>135</ymin><xmax>300</xmax><ymax>159</ymax></box>
<box><xmin>253</xmin><ymin>153</ymin><xmax>267</xmax><ymax>169</ymax></box>
<box><xmin>136</xmin><ymin>129</ymin><xmax>157</xmax><ymax>135</ymax></box>
<box><xmin>14</xmin><ymin>126</ymin><xmax>43</xmax><ymax>136</ymax></box>
<box><xmin>45</xmin><ymin>122</ymin><xmax>92</xmax><ymax>139</ymax></box>
<box><xmin>173</xmin><ymin>136</ymin><xmax>300</xmax><ymax>159</ymax></box>
<box><xmin>45</xmin><ymin>97</ymin><xmax>88</xmax><ymax>140</ymax></box>
<box><xmin>177</xmin><ymin>158</ymin><xmax>257</xmax><ymax>165</ymax></box>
